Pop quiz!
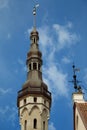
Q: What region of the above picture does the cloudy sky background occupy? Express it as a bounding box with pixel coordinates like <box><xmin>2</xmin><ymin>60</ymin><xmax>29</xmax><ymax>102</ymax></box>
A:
<box><xmin>0</xmin><ymin>0</ymin><xmax>87</xmax><ymax>130</ymax></box>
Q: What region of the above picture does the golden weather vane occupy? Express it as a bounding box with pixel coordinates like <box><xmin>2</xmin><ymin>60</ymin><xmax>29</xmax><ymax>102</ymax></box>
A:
<box><xmin>33</xmin><ymin>4</ymin><xmax>39</xmax><ymax>28</ymax></box>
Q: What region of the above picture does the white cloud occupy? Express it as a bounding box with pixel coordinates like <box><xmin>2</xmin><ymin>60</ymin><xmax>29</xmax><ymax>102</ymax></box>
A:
<box><xmin>0</xmin><ymin>88</ymin><xmax>11</xmax><ymax>95</ymax></box>
<box><xmin>0</xmin><ymin>106</ymin><xmax>17</xmax><ymax>126</ymax></box>
<box><xmin>53</xmin><ymin>23</ymin><xmax>80</xmax><ymax>50</ymax></box>
<box><xmin>0</xmin><ymin>0</ymin><xmax>9</xmax><ymax>9</ymax></box>
<box><xmin>18</xmin><ymin>59</ymin><xmax>24</xmax><ymax>65</ymax></box>
<box><xmin>27</xmin><ymin>22</ymin><xmax>79</xmax><ymax>55</ymax></box>
<box><xmin>62</xmin><ymin>56</ymin><xmax>71</xmax><ymax>64</ymax></box>
<box><xmin>17</xmin><ymin>58</ymin><xmax>27</xmax><ymax>72</ymax></box>
<box><xmin>0</xmin><ymin>58</ymin><xmax>15</xmax><ymax>84</ymax></box>
<box><xmin>7</xmin><ymin>33</ymin><xmax>11</xmax><ymax>39</ymax></box>
<box><xmin>38</xmin><ymin>26</ymin><xmax>53</xmax><ymax>47</ymax></box>
<box><xmin>66</xmin><ymin>21</ymin><xmax>73</xmax><ymax>28</ymax></box>
<box><xmin>0</xmin><ymin>106</ymin><xmax>10</xmax><ymax>114</ymax></box>
<box><xmin>43</xmin><ymin>65</ymin><xmax>68</xmax><ymax>100</ymax></box>
<box><xmin>49</xmin><ymin>122</ymin><xmax>56</xmax><ymax>130</ymax></box>
<box><xmin>8</xmin><ymin>107</ymin><xmax>18</xmax><ymax>126</ymax></box>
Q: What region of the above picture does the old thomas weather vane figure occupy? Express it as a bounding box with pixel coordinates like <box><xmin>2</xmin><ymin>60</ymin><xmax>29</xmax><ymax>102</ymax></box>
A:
<box><xmin>33</xmin><ymin>4</ymin><xmax>39</xmax><ymax>28</ymax></box>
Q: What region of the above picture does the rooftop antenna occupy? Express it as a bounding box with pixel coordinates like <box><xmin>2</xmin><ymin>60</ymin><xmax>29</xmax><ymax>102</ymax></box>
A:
<box><xmin>33</xmin><ymin>4</ymin><xmax>39</xmax><ymax>29</ymax></box>
<box><xmin>70</xmin><ymin>64</ymin><xmax>82</xmax><ymax>93</ymax></box>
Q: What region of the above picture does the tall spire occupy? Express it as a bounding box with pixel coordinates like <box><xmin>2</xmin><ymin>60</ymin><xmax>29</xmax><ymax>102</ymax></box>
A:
<box><xmin>17</xmin><ymin>5</ymin><xmax>51</xmax><ymax>130</ymax></box>
<box><xmin>25</xmin><ymin>4</ymin><xmax>42</xmax><ymax>85</ymax></box>
<box><xmin>17</xmin><ymin>4</ymin><xmax>51</xmax><ymax>101</ymax></box>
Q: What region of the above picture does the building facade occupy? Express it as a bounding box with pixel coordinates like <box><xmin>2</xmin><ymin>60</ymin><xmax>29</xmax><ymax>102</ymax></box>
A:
<box><xmin>72</xmin><ymin>92</ymin><xmax>87</xmax><ymax>130</ymax></box>
<box><xmin>17</xmin><ymin>11</ymin><xmax>51</xmax><ymax>130</ymax></box>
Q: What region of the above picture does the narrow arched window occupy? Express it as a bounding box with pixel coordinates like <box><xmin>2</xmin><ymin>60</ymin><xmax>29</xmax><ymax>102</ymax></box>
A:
<box><xmin>33</xmin><ymin>63</ymin><xmax>37</xmax><ymax>70</ymax></box>
<box><xmin>24</xmin><ymin>120</ymin><xmax>27</xmax><ymax>130</ymax></box>
<box><xmin>24</xmin><ymin>99</ymin><xmax>26</xmax><ymax>105</ymax></box>
<box><xmin>38</xmin><ymin>64</ymin><xmax>40</xmax><ymax>71</ymax></box>
<box><xmin>33</xmin><ymin>118</ymin><xmax>37</xmax><ymax>129</ymax></box>
<box><xmin>34</xmin><ymin>97</ymin><xmax>37</xmax><ymax>103</ymax></box>
<box><xmin>44</xmin><ymin>100</ymin><xmax>46</xmax><ymax>105</ymax></box>
<box><xmin>34</xmin><ymin>37</ymin><xmax>35</xmax><ymax>43</ymax></box>
<box><xmin>29</xmin><ymin>64</ymin><xmax>31</xmax><ymax>70</ymax></box>
<box><xmin>43</xmin><ymin>121</ymin><xmax>45</xmax><ymax>130</ymax></box>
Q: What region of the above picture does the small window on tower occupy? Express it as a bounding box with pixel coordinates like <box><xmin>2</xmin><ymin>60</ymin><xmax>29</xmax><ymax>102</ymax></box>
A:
<box><xmin>44</xmin><ymin>100</ymin><xmax>46</xmax><ymax>105</ymax></box>
<box><xmin>38</xmin><ymin>64</ymin><xmax>40</xmax><ymax>71</ymax></box>
<box><xmin>34</xmin><ymin>97</ymin><xmax>37</xmax><ymax>103</ymax></box>
<box><xmin>24</xmin><ymin>99</ymin><xmax>26</xmax><ymax>105</ymax></box>
<box><xmin>33</xmin><ymin>63</ymin><xmax>37</xmax><ymax>70</ymax></box>
<box><xmin>34</xmin><ymin>37</ymin><xmax>35</xmax><ymax>43</ymax></box>
<box><xmin>33</xmin><ymin>118</ymin><xmax>37</xmax><ymax>129</ymax></box>
<box><xmin>29</xmin><ymin>64</ymin><xmax>31</xmax><ymax>70</ymax></box>
<box><xmin>25</xmin><ymin>120</ymin><xmax>27</xmax><ymax>130</ymax></box>
<box><xmin>43</xmin><ymin>121</ymin><xmax>45</xmax><ymax>130</ymax></box>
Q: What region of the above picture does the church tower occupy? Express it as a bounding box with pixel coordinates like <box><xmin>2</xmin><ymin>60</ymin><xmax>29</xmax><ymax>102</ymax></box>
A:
<box><xmin>17</xmin><ymin>5</ymin><xmax>51</xmax><ymax>130</ymax></box>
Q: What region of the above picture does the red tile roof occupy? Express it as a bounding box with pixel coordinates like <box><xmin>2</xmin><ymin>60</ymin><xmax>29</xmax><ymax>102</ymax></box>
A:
<box><xmin>76</xmin><ymin>102</ymin><xmax>87</xmax><ymax>129</ymax></box>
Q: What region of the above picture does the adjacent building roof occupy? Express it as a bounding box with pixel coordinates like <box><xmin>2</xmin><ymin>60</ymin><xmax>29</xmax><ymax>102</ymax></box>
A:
<box><xmin>75</xmin><ymin>102</ymin><xmax>87</xmax><ymax>129</ymax></box>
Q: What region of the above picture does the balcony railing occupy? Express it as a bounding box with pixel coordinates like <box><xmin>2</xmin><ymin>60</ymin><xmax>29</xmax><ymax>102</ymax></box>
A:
<box><xmin>18</xmin><ymin>86</ymin><xmax>51</xmax><ymax>99</ymax></box>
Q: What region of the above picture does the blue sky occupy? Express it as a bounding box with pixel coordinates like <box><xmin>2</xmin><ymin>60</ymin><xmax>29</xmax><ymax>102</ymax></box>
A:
<box><xmin>0</xmin><ymin>0</ymin><xmax>87</xmax><ymax>130</ymax></box>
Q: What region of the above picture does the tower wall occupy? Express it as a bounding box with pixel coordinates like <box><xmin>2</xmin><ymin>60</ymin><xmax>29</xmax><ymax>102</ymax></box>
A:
<box><xmin>19</xmin><ymin>95</ymin><xmax>50</xmax><ymax>130</ymax></box>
